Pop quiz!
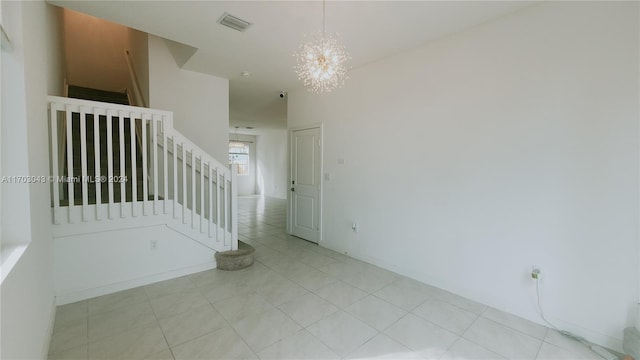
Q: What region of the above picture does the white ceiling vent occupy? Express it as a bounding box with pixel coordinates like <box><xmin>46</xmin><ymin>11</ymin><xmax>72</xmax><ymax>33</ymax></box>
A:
<box><xmin>217</xmin><ymin>12</ymin><xmax>252</xmax><ymax>32</ymax></box>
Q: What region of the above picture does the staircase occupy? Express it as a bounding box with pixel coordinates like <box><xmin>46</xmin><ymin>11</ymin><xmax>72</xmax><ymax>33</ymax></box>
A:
<box><xmin>48</xmin><ymin>95</ymin><xmax>238</xmax><ymax>252</ymax></box>
<box><xmin>68</xmin><ymin>85</ymin><xmax>130</xmax><ymax>105</ymax></box>
<box><xmin>63</xmin><ymin>86</ymin><xmax>146</xmax><ymax>205</ymax></box>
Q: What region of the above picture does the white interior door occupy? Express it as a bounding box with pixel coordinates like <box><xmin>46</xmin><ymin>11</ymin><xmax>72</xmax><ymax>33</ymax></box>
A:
<box><xmin>290</xmin><ymin>127</ymin><xmax>321</xmax><ymax>243</ymax></box>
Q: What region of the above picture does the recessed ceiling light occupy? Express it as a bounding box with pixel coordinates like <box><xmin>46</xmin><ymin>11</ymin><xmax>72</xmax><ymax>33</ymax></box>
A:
<box><xmin>241</xmin><ymin>71</ymin><xmax>250</xmax><ymax>77</ymax></box>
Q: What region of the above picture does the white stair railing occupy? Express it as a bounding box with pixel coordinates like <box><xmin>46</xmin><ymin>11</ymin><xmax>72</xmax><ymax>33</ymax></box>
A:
<box><xmin>47</xmin><ymin>95</ymin><xmax>238</xmax><ymax>251</ymax></box>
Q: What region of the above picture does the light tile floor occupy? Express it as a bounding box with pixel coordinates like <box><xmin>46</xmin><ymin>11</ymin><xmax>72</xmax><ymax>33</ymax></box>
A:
<box><xmin>49</xmin><ymin>196</ymin><xmax>606</xmax><ymax>360</ymax></box>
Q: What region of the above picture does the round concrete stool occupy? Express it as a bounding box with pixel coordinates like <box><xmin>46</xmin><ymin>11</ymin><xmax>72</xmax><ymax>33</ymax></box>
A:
<box><xmin>214</xmin><ymin>241</ymin><xmax>255</xmax><ymax>271</ymax></box>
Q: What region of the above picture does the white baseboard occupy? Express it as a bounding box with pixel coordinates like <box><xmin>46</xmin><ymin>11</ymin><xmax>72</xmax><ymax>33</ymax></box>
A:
<box><xmin>55</xmin><ymin>261</ymin><xmax>216</xmax><ymax>305</ymax></box>
<box><xmin>322</xmin><ymin>243</ymin><xmax>624</xmax><ymax>353</ymax></box>
<box><xmin>542</xmin><ymin>317</ymin><xmax>623</xmax><ymax>353</ymax></box>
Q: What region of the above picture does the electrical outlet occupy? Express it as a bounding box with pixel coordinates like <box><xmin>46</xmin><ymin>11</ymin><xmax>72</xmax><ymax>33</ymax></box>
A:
<box><xmin>150</xmin><ymin>240</ymin><xmax>158</xmax><ymax>250</ymax></box>
<box><xmin>351</xmin><ymin>222</ymin><xmax>358</xmax><ymax>232</ymax></box>
<box><xmin>531</xmin><ymin>267</ymin><xmax>541</xmax><ymax>279</ymax></box>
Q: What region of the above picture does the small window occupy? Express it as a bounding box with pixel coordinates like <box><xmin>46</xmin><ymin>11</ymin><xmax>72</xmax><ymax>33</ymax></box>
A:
<box><xmin>229</xmin><ymin>141</ymin><xmax>249</xmax><ymax>176</ymax></box>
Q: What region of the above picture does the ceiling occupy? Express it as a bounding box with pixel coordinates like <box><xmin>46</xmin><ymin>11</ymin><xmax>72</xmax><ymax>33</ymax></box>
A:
<box><xmin>49</xmin><ymin>1</ymin><xmax>535</xmax><ymax>129</ymax></box>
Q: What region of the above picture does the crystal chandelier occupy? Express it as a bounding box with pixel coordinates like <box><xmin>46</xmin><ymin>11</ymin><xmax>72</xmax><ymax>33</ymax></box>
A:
<box><xmin>294</xmin><ymin>0</ymin><xmax>350</xmax><ymax>94</ymax></box>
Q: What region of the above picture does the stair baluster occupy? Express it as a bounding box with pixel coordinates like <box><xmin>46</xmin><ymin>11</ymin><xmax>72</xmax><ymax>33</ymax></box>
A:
<box><xmin>65</xmin><ymin>104</ymin><xmax>75</xmax><ymax>223</ymax></box>
<box><xmin>48</xmin><ymin>95</ymin><xmax>238</xmax><ymax>251</ymax></box>
<box><xmin>93</xmin><ymin>109</ymin><xmax>102</xmax><ymax>219</ymax></box>
<box><xmin>130</xmin><ymin>112</ymin><xmax>137</xmax><ymax>217</ymax></box>
<box><xmin>49</xmin><ymin>103</ymin><xmax>61</xmax><ymax>224</ymax></box>
<box><xmin>141</xmin><ymin>114</ymin><xmax>148</xmax><ymax>216</ymax></box>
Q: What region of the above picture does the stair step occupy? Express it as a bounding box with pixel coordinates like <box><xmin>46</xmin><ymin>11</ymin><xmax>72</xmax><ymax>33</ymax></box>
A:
<box><xmin>59</xmin><ymin>194</ymin><xmax>164</xmax><ymax>206</ymax></box>
<box><xmin>68</xmin><ymin>85</ymin><xmax>130</xmax><ymax>105</ymax></box>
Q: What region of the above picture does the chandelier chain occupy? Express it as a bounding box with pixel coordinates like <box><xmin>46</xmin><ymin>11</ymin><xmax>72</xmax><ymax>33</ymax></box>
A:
<box><xmin>322</xmin><ymin>0</ymin><xmax>326</xmax><ymax>36</ymax></box>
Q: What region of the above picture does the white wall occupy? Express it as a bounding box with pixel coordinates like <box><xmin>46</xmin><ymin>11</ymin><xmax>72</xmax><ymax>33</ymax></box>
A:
<box><xmin>1</xmin><ymin>2</ymin><xmax>64</xmax><ymax>358</ymax></box>
<box><xmin>127</xmin><ymin>28</ymin><xmax>149</xmax><ymax>105</ymax></box>
<box><xmin>63</xmin><ymin>9</ymin><xmax>130</xmax><ymax>92</ymax></box>
<box><xmin>231</xmin><ymin>134</ymin><xmax>257</xmax><ymax>196</ymax></box>
<box><xmin>54</xmin><ymin>225</ymin><xmax>216</xmax><ymax>305</ymax></box>
<box><xmin>63</xmin><ymin>9</ymin><xmax>149</xmax><ymax>103</ymax></box>
<box><xmin>288</xmin><ymin>2</ymin><xmax>638</xmax><ymax>351</ymax></box>
<box><xmin>1</xmin><ymin>1</ymin><xmax>31</xmax><ymax>251</ymax></box>
<box><xmin>256</xmin><ymin>129</ymin><xmax>287</xmax><ymax>199</ymax></box>
<box><xmin>148</xmin><ymin>35</ymin><xmax>229</xmax><ymax>164</ymax></box>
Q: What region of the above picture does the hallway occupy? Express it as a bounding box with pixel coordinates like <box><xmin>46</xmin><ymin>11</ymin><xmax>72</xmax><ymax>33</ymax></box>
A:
<box><xmin>48</xmin><ymin>197</ymin><xmax>597</xmax><ymax>360</ymax></box>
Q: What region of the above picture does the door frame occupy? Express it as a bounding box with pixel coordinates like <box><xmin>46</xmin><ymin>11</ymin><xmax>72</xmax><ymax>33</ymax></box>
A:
<box><xmin>287</xmin><ymin>123</ymin><xmax>323</xmax><ymax>244</ymax></box>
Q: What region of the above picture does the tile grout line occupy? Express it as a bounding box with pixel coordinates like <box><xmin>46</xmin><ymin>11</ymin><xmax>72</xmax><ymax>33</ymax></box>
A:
<box><xmin>241</xmin><ymin>205</ymin><xmax>346</xmax><ymax>358</ymax></box>
<box><xmin>456</xmin><ymin>314</ymin><xmax>508</xmax><ymax>359</ymax></box>
<box><xmin>146</xmin><ymin>295</ymin><xmax>175</xmax><ymax>360</ymax></box>
<box><xmin>85</xmin><ymin>301</ymin><xmax>89</xmax><ymax>358</ymax></box>
<box><xmin>146</xmin><ymin>277</ymin><xmax>229</xmax><ymax>358</ymax></box>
